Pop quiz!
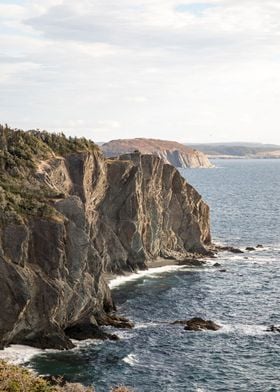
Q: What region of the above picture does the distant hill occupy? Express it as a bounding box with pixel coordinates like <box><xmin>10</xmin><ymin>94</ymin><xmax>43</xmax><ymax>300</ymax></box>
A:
<box><xmin>187</xmin><ymin>143</ymin><xmax>280</xmax><ymax>159</ymax></box>
<box><xmin>101</xmin><ymin>138</ymin><xmax>213</xmax><ymax>168</ymax></box>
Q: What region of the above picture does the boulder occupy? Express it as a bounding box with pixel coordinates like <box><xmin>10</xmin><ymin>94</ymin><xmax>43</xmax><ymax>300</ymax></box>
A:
<box><xmin>172</xmin><ymin>317</ymin><xmax>221</xmax><ymax>331</ymax></box>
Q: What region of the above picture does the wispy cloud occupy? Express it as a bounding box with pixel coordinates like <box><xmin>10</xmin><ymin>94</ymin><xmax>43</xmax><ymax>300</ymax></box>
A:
<box><xmin>1</xmin><ymin>0</ymin><xmax>280</xmax><ymax>143</ymax></box>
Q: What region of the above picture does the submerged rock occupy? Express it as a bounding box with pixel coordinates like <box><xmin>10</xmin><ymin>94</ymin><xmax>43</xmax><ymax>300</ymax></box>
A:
<box><xmin>213</xmin><ymin>262</ymin><xmax>222</xmax><ymax>267</ymax></box>
<box><xmin>215</xmin><ymin>246</ymin><xmax>244</xmax><ymax>254</ymax></box>
<box><xmin>256</xmin><ymin>244</ymin><xmax>264</xmax><ymax>248</ymax></box>
<box><xmin>266</xmin><ymin>325</ymin><xmax>280</xmax><ymax>333</ymax></box>
<box><xmin>246</xmin><ymin>247</ymin><xmax>255</xmax><ymax>251</ymax></box>
<box><xmin>178</xmin><ymin>259</ymin><xmax>206</xmax><ymax>267</ymax></box>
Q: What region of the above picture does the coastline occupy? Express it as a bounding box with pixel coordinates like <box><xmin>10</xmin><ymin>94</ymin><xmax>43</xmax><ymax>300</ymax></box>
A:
<box><xmin>107</xmin><ymin>256</ymin><xmax>212</xmax><ymax>289</ymax></box>
<box><xmin>0</xmin><ymin>256</ymin><xmax>212</xmax><ymax>366</ymax></box>
<box><xmin>0</xmin><ymin>259</ymin><xmax>187</xmax><ymax>365</ymax></box>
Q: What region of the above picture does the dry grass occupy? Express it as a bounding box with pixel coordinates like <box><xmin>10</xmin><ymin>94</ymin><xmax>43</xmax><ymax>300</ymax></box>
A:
<box><xmin>0</xmin><ymin>361</ymin><xmax>134</xmax><ymax>392</ymax></box>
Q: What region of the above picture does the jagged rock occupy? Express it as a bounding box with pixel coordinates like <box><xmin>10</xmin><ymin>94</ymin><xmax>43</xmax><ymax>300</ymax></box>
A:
<box><xmin>172</xmin><ymin>317</ymin><xmax>221</xmax><ymax>331</ymax></box>
<box><xmin>0</xmin><ymin>129</ymin><xmax>211</xmax><ymax>349</ymax></box>
<box><xmin>266</xmin><ymin>325</ymin><xmax>280</xmax><ymax>333</ymax></box>
<box><xmin>246</xmin><ymin>247</ymin><xmax>255</xmax><ymax>251</ymax></box>
<box><xmin>65</xmin><ymin>324</ymin><xmax>119</xmax><ymax>341</ymax></box>
<box><xmin>10</xmin><ymin>330</ymin><xmax>75</xmax><ymax>350</ymax></box>
<box><xmin>184</xmin><ymin>318</ymin><xmax>221</xmax><ymax>331</ymax></box>
<box><xmin>213</xmin><ymin>262</ymin><xmax>222</xmax><ymax>267</ymax></box>
<box><xmin>98</xmin><ymin>315</ymin><xmax>135</xmax><ymax>329</ymax></box>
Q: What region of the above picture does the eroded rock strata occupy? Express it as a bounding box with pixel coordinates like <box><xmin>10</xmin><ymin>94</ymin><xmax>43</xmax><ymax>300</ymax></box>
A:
<box><xmin>0</xmin><ymin>128</ymin><xmax>211</xmax><ymax>349</ymax></box>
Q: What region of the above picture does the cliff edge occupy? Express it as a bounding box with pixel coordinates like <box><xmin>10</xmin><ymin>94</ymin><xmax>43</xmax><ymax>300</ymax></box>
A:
<box><xmin>0</xmin><ymin>126</ymin><xmax>211</xmax><ymax>350</ymax></box>
<box><xmin>101</xmin><ymin>138</ymin><xmax>213</xmax><ymax>168</ymax></box>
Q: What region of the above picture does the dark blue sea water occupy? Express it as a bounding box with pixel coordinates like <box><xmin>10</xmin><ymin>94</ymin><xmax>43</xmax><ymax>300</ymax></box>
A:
<box><xmin>29</xmin><ymin>159</ymin><xmax>280</xmax><ymax>392</ymax></box>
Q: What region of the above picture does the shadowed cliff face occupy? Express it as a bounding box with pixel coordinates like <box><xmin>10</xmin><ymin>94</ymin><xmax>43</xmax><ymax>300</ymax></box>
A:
<box><xmin>0</xmin><ymin>145</ymin><xmax>210</xmax><ymax>349</ymax></box>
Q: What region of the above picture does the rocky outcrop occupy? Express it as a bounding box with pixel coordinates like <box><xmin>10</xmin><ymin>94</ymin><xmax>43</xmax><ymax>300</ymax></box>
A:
<box><xmin>172</xmin><ymin>317</ymin><xmax>221</xmax><ymax>331</ymax></box>
<box><xmin>0</xmin><ymin>129</ymin><xmax>211</xmax><ymax>350</ymax></box>
<box><xmin>101</xmin><ymin>138</ymin><xmax>213</xmax><ymax>168</ymax></box>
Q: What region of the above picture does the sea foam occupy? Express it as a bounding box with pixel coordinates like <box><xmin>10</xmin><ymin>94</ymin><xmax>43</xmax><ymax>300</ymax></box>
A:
<box><xmin>109</xmin><ymin>264</ymin><xmax>185</xmax><ymax>289</ymax></box>
<box><xmin>0</xmin><ymin>345</ymin><xmax>43</xmax><ymax>365</ymax></box>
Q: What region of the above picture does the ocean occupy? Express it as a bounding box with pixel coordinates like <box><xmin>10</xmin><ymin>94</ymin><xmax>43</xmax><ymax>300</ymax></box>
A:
<box><xmin>12</xmin><ymin>160</ymin><xmax>280</xmax><ymax>391</ymax></box>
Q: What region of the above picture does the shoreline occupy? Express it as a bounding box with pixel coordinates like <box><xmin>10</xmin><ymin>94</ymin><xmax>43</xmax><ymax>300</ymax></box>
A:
<box><xmin>0</xmin><ymin>257</ymin><xmax>207</xmax><ymax>365</ymax></box>
<box><xmin>107</xmin><ymin>256</ymin><xmax>211</xmax><ymax>289</ymax></box>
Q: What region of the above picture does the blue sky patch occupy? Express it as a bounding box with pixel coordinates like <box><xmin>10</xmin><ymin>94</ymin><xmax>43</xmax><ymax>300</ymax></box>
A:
<box><xmin>176</xmin><ymin>3</ymin><xmax>217</xmax><ymax>15</ymax></box>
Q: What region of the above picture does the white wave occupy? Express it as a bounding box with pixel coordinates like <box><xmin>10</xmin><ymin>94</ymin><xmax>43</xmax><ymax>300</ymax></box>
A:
<box><xmin>70</xmin><ymin>339</ymin><xmax>104</xmax><ymax>350</ymax></box>
<box><xmin>0</xmin><ymin>338</ymin><xmax>107</xmax><ymax>366</ymax></box>
<box><xmin>0</xmin><ymin>345</ymin><xmax>43</xmax><ymax>365</ymax></box>
<box><xmin>225</xmin><ymin>255</ymin><xmax>248</xmax><ymax>261</ymax></box>
<box><xmin>122</xmin><ymin>353</ymin><xmax>138</xmax><ymax>366</ymax></box>
<box><xmin>109</xmin><ymin>265</ymin><xmax>185</xmax><ymax>289</ymax></box>
<box><xmin>219</xmin><ymin>323</ymin><xmax>268</xmax><ymax>335</ymax></box>
<box><xmin>134</xmin><ymin>322</ymin><xmax>160</xmax><ymax>330</ymax></box>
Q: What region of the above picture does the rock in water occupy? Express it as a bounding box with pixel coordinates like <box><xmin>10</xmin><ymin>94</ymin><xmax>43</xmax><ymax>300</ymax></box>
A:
<box><xmin>217</xmin><ymin>246</ymin><xmax>244</xmax><ymax>254</ymax></box>
<box><xmin>266</xmin><ymin>325</ymin><xmax>280</xmax><ymax>333</ymax></box>
<box><xmin>0</xmin><ymin>127</ymin><xmax>211</xmax><ymax>349</ymax></box>
<box><xmin>172</xmin><ymin>317</ymin><xmax>221</xmax><ymax>331</ymax></box>
<box><xmin>246</xmin><ymin>247</ymin><xmax>256</xmax><ymax>251</ymax></box>
<box><xmin>184</xmin><ymin>318</ymin><xmax>221</xmax><ymax>331</ymax></box>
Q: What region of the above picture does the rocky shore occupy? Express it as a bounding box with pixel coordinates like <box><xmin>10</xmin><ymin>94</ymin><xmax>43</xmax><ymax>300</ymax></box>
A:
<box><xmin>0</xmin><ymin>126</ymin><xmax>211</xmax><ymax>351</ymax></box>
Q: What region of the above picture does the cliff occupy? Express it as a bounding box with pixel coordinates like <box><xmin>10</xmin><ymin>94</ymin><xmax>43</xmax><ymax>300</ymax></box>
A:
<box><xmin>101</xmin><ymin>138</ymin><xmax>213</xmax><ymax>168</ymax></box>
<box><xmin>0</xmin><ymin>126</ymin><xmax>211</xmax><ymax>350</ymax></box>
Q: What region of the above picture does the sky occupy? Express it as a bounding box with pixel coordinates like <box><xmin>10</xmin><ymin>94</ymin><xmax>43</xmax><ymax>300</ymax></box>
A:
<box><xmin>1</xmin><ymin>0</ymin><xmax>280</xmax><ymax>144</ymax></box>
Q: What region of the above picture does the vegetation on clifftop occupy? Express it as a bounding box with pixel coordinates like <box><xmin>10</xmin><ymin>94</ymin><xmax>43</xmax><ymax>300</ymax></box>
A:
<box><xmin>0</xmin><ymin>361</ymin><xmax>134</xmax><ymax>392</ymax></box>
<box><xmin>0</xmin><ymin>125</ymin><xmax>99</xmax><ymax>221</ymax></box>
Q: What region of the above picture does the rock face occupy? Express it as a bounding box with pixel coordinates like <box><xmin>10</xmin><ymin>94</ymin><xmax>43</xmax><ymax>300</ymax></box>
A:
<box><xmin>0</xmin><ymin>128</ymin><xmax>211</xmax><ymax>349</ymax></box>
<box><xmin>101</xmin><ymin>138</ymin><xmax>213</xmax><ymax>168</ymax></box>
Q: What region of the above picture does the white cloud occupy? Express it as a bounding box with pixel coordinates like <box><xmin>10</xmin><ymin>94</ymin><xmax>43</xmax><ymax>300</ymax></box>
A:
<box><xmin>2</xmin><ymin>0</ymin><xmax>280</xmax><ymax>143</ymax></box>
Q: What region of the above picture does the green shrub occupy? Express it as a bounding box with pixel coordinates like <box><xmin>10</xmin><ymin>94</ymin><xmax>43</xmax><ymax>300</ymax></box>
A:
<box><xmin>0</xmin><ymin>124</ymin><xmax>100</xmax><ymax>221</ymax></box>
<box><xmin>0</xmin><ymin>360</ymin><xmax>134</xmax><ymax>392</ymax></box>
